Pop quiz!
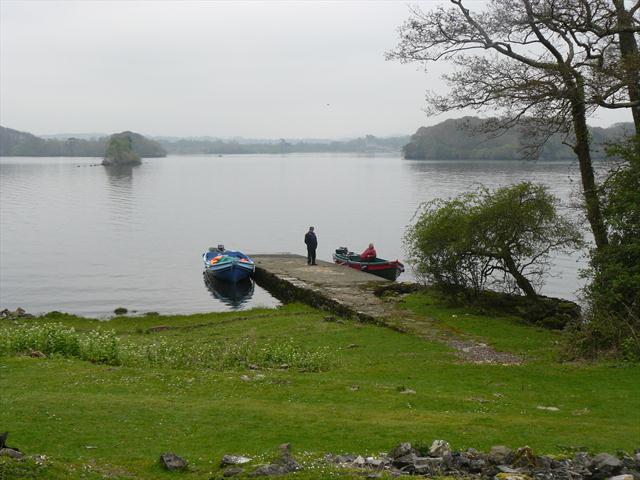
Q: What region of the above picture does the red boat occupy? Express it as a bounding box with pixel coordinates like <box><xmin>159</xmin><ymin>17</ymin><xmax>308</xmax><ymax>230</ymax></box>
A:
<box><xmin>333</xmin><ymin>247</ymin><xmax>404</xmax><ymax>281</ymax></box>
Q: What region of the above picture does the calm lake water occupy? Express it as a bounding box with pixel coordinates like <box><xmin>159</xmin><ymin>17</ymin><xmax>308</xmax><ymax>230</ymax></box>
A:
<box><xmin>0</xmin><ymin>154</ymin><xmax>589</xmax><ymax>317</ymax></box>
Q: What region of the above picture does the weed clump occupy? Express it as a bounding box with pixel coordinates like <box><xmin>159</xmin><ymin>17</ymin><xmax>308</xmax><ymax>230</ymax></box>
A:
<box><xmin>132</xmin><ymin>337</ymin><xmax>332</xmax><ymax>371</ymax></box>
<box><xmin>0</xmin><ymin>323</ymin><xmax>333</xmax><ymax>372</ymax></box>
<box><xmin>0</xmin><ymin>322</ymin><xmax>120</xmax><ymax>365</ymax></box>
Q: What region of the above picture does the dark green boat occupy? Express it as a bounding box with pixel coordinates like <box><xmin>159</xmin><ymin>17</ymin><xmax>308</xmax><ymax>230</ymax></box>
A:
<box><xmin>332</xmin><ymin>247</ymin><xmax>405</xmax><ymax>281</ymax></box>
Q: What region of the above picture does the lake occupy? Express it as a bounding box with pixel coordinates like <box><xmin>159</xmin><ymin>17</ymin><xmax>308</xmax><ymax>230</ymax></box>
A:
<box><xmin>0</xmin><ymin>154</ymin><xmax>589</xmax><ymax>317</ymax></box>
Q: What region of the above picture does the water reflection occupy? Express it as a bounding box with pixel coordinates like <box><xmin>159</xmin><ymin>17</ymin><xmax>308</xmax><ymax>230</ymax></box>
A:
<box><xmin>103</xmin><ymin>163</ymin><xmax>135</xmax><ymax>181</ymax></box>
<box><xmin>103</xmin><ymin>164</ymin><xmax>137</xmax><ymax>229</ymax></box>
<box><xmin>203</xmin><ymin>274</ymin><xmax>255</xmax><ymax>309</ymax></box>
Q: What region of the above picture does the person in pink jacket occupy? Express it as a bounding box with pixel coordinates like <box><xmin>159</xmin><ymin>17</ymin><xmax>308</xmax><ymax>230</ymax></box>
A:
<box><xmin>360</xmin><ymin>243</ymin><xmax>377</xmax><ymax>261</ymax></box>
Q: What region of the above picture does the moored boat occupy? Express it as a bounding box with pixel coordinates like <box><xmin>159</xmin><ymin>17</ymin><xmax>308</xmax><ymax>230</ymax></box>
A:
<box><xmin>333</xmin><ymin>247</ymin><xmax>404</xmax><ymax>281</ymax></box>
<box><xmin>203</xmin><ymin>245</ymin><xmax>255</xmax><ymax>283</ymax></box>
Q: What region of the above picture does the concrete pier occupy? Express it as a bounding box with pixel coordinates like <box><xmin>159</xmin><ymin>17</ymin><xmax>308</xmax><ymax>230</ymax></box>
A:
<box><xmin>251</xmin><ymin>254</ymin><xmax>395</xmax><ymax>324</ymax></box>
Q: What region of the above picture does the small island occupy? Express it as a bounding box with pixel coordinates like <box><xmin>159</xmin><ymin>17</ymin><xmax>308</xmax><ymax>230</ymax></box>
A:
<box><xmin>102</xmin><ymin>131</ymin><xmax>149</xmax><ymax>166</ymax></box>
<box><xmin>102</xmin><ymin>132</ymin><xmax>140</xmax><ymax>166</ymax></box>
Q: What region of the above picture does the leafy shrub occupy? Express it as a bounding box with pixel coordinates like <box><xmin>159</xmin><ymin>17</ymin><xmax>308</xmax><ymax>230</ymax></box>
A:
<box><xmin>405</xmin><ymin>182</ymin><xmax>582</xmax><ymax>299</ymax></box>
<box><xmin>621</xmin><ymin>336</ymin><xmax>640</xmax><ymax>363</ymax></box>
<box><xmin>569</xmin><ymin>136</ymin><xmax>640</xmax><ymax>360</ymax></box>
<box><xmin>563</xmin><ymin>308</ymin><xmax>640</xmax><ymax>362</ymax></box>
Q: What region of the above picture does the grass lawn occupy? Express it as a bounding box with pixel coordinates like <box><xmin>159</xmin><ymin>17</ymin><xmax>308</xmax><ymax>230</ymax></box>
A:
<box><xmin>1</xmin><ymin>296</ymin><xmax>639</xmax><ymax>479</ymax></box>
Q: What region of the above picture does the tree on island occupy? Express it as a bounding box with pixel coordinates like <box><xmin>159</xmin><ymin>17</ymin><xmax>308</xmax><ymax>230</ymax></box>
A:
<box><xmin>388</xmin><ymin>0</ymin><xmax>639</xmax><ymax>252</ymax></box>
<box><xmin>102</xmin><ymin>132</ymin><xmax>142</xmax><ymax>166</ymax></box>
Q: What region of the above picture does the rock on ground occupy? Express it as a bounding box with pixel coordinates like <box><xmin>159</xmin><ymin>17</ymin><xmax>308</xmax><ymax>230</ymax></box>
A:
<box><xmin>429</xmin><ymin>439</ymin><xmax>451</xmax><ymax>457</ymax></box>
<box><xmin>249</xmin><ymin>443</ymin><xmax>301</xmax><ymax>477</ymax></box>
<box><xmin>221</xmin><ymin>454</ymin><xmax>252</xmax><ymax>467</ymax></box>
<box><xmin>159</xmin><ymin>452</ymin><xmax>188</xmax><ymax>471</ymax></box>
<box><xmin>223</xmin><ymin>467</ymin><xmax>245</xmax><ymax>477</ymax></box>
<box><xmin>0</xmin><ymin>448</ymin><xmax>23</xmax><ymax>459</ymax></box>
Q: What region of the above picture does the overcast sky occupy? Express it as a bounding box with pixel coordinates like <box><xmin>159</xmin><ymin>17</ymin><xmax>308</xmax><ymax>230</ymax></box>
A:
<box><xmin>0</xmin><ymin>0</ymin><xmax>632</xmax><ymax>139</ymax></box>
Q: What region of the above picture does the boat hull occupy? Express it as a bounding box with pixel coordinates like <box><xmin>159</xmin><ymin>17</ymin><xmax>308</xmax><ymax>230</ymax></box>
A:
<box><xmin>203</xmin><ymin>250</ymin><xmax>255</xmax><ymax>283</ymax></box>
<box><xmin>333</xmin><ymin>252</ymin><xmax>404</xmax><ymax>281</ymax></box>
<box><xmin>204</xmin><ymin>262</ymin><xmax>254</xmax><ymax>282</ymax></box>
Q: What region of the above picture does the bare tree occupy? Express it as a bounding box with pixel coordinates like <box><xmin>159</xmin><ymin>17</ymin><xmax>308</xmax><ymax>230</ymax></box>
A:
<box><xmin>545</xmin><ymin>0</ymin><xmax>640</xmax><ymax>133</ymax></box>
<box><xmin>613</xmin><ymin>0</ymin><xmax>640</xmax><ymax>133</ymax></box>
<box><xmin>386</xmin><ymin>0</ymin><xmax>640</xmax><ymax>250</ymax></box>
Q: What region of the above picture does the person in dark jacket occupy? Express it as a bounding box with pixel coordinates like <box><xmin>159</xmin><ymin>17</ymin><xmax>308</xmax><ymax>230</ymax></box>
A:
<box><xmin>360</xmin><ymin>243</ymin><xmax>377</xmax><ymax>261</ymax></box>
<box><xmin>304</xmin><ymin>226</ymin><xmax>318</xmax><ymax>265</ymax></box>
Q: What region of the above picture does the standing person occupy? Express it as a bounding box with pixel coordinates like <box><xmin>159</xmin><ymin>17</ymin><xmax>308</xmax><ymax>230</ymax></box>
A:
<box><xmin>304</xmin><ymin>226</ymin><xmax>318</xmax><ymax>265</ymax></box>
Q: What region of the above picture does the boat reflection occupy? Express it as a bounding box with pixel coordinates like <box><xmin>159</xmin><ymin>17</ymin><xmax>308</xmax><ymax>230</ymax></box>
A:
<box><xmin>203</xmin><ymin>274</ymin><xmax>255</xmax><ymax>309</ymax></box>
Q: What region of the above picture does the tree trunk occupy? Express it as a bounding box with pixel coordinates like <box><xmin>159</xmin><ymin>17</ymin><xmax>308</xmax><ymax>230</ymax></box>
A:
<box><xmin>613</xmin><ymin>0</ymin><xmax>640</xmax><ymax>135</ymax></box>
<box><xmin>570</xmin><ymin>81</ymin><xmax>609</xmax><ymax>250</ymax></box>
<box><xmin>502</xmin><ymin>253</ymin><xmax>538</xmax><ymax>299</ymax></box>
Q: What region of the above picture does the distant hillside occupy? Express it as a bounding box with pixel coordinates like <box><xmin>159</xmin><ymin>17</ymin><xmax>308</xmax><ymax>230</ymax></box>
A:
<box><xmin>0</xmin><ymin>126</ymin><xmax>59</xmax><ymax>156</ymax></box>
<box><xmin>0</xmin><ymin>126</ymin><xmax>166</xmax><ymax>158</ymax></box>
<box><xmin>403</xmin><ymin>117</ymin><xmax>635</xmax><ymax>160</ymax></box>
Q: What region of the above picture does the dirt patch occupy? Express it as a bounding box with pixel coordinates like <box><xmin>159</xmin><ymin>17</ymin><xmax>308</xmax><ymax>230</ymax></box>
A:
<box><xmin>446</xmin><ymin>338</ymin><xmax>522</xmax><ymax>364</ymax></box>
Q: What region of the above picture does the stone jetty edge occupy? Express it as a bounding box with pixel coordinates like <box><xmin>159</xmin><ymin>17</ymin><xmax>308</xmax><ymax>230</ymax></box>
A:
<box><xmin>253</xmin><ymin>262</ymin><xmax>391</xmax><ymax>328</ymax></box>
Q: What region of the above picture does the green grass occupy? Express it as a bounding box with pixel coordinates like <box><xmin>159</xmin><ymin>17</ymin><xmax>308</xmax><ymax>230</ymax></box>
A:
<box><xmin>1</xmin><ymin>300</ymin><xmax>639</xmax><ymax>479</ymax></box>
<box><xmin>398</xmin><ymin>291</ymin><xmax>561</xmax><ymax>361</ymax></box>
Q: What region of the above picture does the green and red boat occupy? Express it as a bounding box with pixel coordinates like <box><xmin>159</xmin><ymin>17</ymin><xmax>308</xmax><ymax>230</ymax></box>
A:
<box><xmin>333</xmin><ymin>247</ymin><xmax>404</xmax><ymax>281</ymax></box>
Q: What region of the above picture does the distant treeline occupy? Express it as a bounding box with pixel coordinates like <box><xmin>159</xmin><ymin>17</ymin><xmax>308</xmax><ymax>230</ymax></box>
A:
<box><xmin>157</xmin><ymin>134</ymin><xmax>408</xmax><ymax>155</ymax></box>
<box><xmin>2</xmin><ymin>118</ymin><xmax>634</xmax><ymax>159</ymax></box>
<box><xmin>0</xmin><ymin>126</ymin><xmax>408</xmax><ymax>157</ymax></box>
<box><xmin>0</xmin><ymin>127</ymin><xmax>166</xmax><ymax>158</ymax></box>
<box><xmin>403</xmin><ymin>117</ymin><xmax>635</xmax><ymax>160</ymax></box>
